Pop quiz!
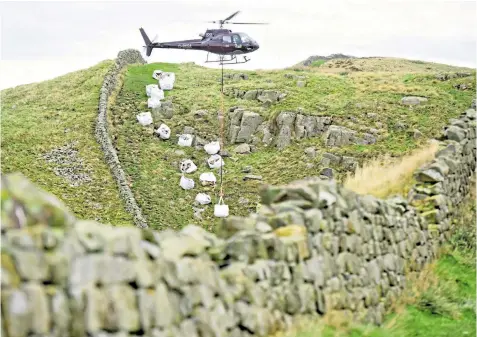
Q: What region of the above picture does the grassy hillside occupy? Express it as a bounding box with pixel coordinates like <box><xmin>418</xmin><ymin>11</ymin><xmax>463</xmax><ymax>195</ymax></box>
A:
<box><xmin>0</xmin><ymin>61</ymin><xmax>132</xmax><ymax>225</ymax></box>
<box><xmin>296</xmin><ymin>55</ymin><xmax>475</xmax><ymax>74</ymax></box>
<box><xmin>109</xmin><ymin>58</ymin><xmax>475</xmax><ymax>230</ymax></box>
<box><xmin>1</xmin><ymin>56</ymin><xmax>474</xmax><ymax>229</ymax></box>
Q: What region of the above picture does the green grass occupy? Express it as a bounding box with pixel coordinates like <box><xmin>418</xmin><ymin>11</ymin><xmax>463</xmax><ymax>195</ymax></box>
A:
<box><xmin>311</xmin><ymin>60</ymin><xmax>327</xmax><ymax>67</ymax></box>
<box><xmin>1</xmin><ymin>61</ymin><xmax>132</xmax><ymax>225</ymax></box>
<box><xmin>108</xmin><ymin>60</ymin><xmax>475</xmax><ymax>230</ymax></box>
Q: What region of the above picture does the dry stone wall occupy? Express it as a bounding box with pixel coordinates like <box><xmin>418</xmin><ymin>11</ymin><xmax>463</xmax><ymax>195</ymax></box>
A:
<box><xmin>1</xmin><ymin>105</ymin><xmax>475</xmax><ymax>336</ymax></box>
<box><xmin>95</xmin><ymin>49</ymin><xmax>148</xmax><ymax>228</ymax></box>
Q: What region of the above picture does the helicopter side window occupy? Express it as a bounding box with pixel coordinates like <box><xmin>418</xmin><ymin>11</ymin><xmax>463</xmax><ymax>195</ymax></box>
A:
<box><xmin>232</xmin><ymin>34</ymin><xmax>242</xmax><ymax>44</ymax></box>
<box><xmin>222</xmin><ymin>35</ymin><xmax>232</xmax><ymax>43</ymax></box>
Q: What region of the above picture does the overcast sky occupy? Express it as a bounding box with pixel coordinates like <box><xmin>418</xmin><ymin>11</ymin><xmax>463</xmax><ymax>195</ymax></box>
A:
<box><xmin>0</xmin><ymin>0</ymin><xmax>475</xmax><ymax>90</ymax></box>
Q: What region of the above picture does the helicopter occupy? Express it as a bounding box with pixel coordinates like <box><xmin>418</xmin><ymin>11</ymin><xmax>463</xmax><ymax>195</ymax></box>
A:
<box><xmin>139</xmin><ymin>11</ymin><xmax>266</xmax><ymax>65</ymax></box>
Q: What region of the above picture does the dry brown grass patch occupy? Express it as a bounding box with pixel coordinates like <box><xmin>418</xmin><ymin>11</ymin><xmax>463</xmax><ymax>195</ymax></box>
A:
<box><xmin>343</xmin><ymin>140</ymin><xmax>439</xmax><ymax>198</ymax></box>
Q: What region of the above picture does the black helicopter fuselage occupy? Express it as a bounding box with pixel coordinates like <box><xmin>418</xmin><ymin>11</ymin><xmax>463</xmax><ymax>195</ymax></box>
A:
<box><xmin>140</xmin><ymin>28</ymin><xmax>260</xmax><ymax>57</ymax></box>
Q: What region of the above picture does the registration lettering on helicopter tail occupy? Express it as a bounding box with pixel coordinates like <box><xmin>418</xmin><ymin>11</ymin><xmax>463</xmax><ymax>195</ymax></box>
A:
<box><xmin>178</xmin><ymin>43</ymin><xmax>192</xmax><ymax>48</ymax></box>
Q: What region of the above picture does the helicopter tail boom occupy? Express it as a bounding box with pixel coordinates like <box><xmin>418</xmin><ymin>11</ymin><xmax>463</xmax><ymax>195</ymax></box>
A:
<box><xmin>139</xmin><ymin>28</ymin><xmax>154</xmax><ymax>56</ymax></box>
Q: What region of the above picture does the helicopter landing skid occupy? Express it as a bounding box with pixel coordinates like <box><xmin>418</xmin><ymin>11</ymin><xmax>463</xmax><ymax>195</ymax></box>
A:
<box><xmin>205</xmin><ymin>53</ymin><xmax>250</xmax><ymax>65</ymax></box>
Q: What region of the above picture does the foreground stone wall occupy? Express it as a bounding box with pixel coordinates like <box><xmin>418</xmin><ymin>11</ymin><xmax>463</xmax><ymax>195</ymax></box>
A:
<box><xmin>95</xmin><ymin>49</ymin><xmax>148</xmax><ymax>228</ymax></box>
<box><xmin>1</xmin><ymin>106</ymin><xmax>475</xmax><ymax>337</ymax></box>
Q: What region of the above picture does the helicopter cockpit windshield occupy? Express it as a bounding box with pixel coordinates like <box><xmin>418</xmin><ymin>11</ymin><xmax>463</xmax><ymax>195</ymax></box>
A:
<box><xmin>239</xmin><ymin>33</ymin><xmax>255</xmax><ymax>43</ymax></box>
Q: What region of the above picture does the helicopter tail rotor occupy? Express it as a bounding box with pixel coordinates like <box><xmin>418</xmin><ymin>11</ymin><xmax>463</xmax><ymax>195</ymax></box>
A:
<box><xmin>139</xmin><ymin>27</ymin><xmax>156</xmax><ymax>57</ymax></box>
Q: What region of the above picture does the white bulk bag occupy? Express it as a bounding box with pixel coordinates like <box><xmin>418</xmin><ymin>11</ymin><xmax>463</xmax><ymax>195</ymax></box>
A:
<box><xmin>180</xmin><ymin>160</ymin><xmax>197</xmax><ymax>174</ymax></box>
<box><xmin>148</xmin><ymin>97</ymin><xmax>161</xmax><ymax>109</ymax></box>
<box><xmin>178</xmin><ymin>134</ymin><xmax>194</xmax><ymax>147</ymax></box>
<box><xmin>207</xmin><ymin>154</ymin><xmax>224</xmax><ymax>169</ymax></box>
<box><xmin>159</xmin><ymin>77</ymin><xmax>174</xmax><ymax>91</ymax></box>
<box><xmin>136</xmin><ymin>112</ymin><xmax>153</xmax><ymax>126</ymax></box>
<box><xmin>150</xmin><ymin>87</ymin><xmax>165</xmax><ymax>100</ymax></box>
<box><xmin>199</xmin><ymin>172</ymin><xmax>216</xmax><ymax>185</ymax></box>
<box><xmin>179</xmin><ymin>176</ymin><xmax>194</xmax><ymax>190</ymax></box>
<box><xmin>146</xmin><ymin>84</ymin><xmax>159</xmax><ymax>97</ymax></box>
<box><xmin>204</xmin><ymin>141</ymin><xmax>220</xmax><ymax>155</ymax></box>
<box><xmin>152</xmin><ymin>70</ymin><xmax>163</xmax><ymax>80</ymax></box>
<box><xmin>162</xmin><ymin>72</ymin><xmax>176</xmax><ymax>83</ymax></box>
<box><xmin>195</xmin><ymin>193</ymin><xmax>211</xmax><ymax>205</ymax></box>
<box><xmin>214</xmin><ymin>197</ymin><xmax>229</xmax><ymax>217</ymax></box>
<box><xmin>155</xmin><ymin>124</ymin><xmax>171</xmax><ymax>140</ymax></box>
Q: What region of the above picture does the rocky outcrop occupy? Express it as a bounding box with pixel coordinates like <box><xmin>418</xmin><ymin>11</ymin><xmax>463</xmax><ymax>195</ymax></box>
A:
<box><xmin>228</xmin><ymin>108</ymin><xmax>264</xmax><ymax>144</ymax></box>
<box><xmin>324</xmin><ymin>126</ymin><xmax>356</xmax><ymax>147</ymax></box>
<box><xmin>274</xmin><ymin>111</ymin><xmax>296</xmax><ymax>149</ymax></box>
<box><xmin>152</xmin><ymin>101</ymin><xmax>174</xmax><ymax>120</ymax></box>
<box><xmin>227</xmin><ymin>89</ymin><xmax>287</xmax><ymax>105</ymax></box>
<box><xmin>228</xmin><ymin>108</ymin><xmax>333</xmax><ymax>150</ymax></box>
<box><xmin>324</xmin><ymin>126</ymin><xmax>376</xmax><ymax>147</ymax></box>
<box><xmin>224</xmin><ymin>73</ymin><xmax>249</xmax><ymax>80</ymax></box>
<box><xmin>401</xmin><ymin>96</ymin><xmax>428</xmax><ymax>105</ymax></box>
<box><xmin>435</xmin><ymin>72</ymin><xmax>472</xmax><ymax>81</ymax></box>
<box><xmin>95</xmin><ymin>49</ymin><xmax>148</xmax><ymax>228</ymax></box>
<box><xmin>320</xmin><ymin>153</ymin><xmax>358</xmax><ymax>173</ymax></box>
<box><xmin>299</xmin><ymin>53</ymin><xmax>356</xmax><ymax>66</ymax></box>
<box><xmin>295</xmin><ymin>115</ymin><xmax>332</xmax><ymax>140</ymax></box>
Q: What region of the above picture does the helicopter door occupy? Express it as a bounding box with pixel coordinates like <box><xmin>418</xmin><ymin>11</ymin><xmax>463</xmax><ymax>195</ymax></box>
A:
<box><xmin>232</xmin><ymin>34</ymin><xmax>242</xmax><ymax>48</ymax></box>
<box><xmin>221</xmin><ymin>35</ymin><xmax>233</xmax><ymax>53</ymax></box>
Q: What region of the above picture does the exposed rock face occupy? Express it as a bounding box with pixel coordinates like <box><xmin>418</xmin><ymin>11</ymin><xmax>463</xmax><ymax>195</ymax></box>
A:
<box><xmin>224</xmin><ymin>73</ymin><xmax>249</xmax><ymax>80</ymax></box>
<box><xmin>243</xmin><ymin>90</ymin><xmax>258</xmax><ymax>100</ymax></box>
<box><xmin>342</xmin><ymin>156</ymin><xmax>359</xmax><ymax>172</ymax></box>
<box><xmin>320</xmin><ymin>152</ymin><xmax>342</xmax><ymax>166</ymax></box>
<box><xmin>304</xmin><ymin>147</ymin><xmax>317</xmax><ymax>158</ymax></box>
<box><xmin>300</xmin><ymin>53</ymin><xmax>356</xmax><ymax>66</ymax></box>
<box><xmin>435</xmin><ymin>72</ymin><xmax>472</xmax><ymax>81</ymax></box>
<box><xmin>320</xmin><ymin>167</ymin><xmax>334</xmax><ymax>178</ymax></box>
<box><xmin>294</xmin><ymin>115</ymin><xmax>332</xmax><ymax>140</ymax></box>
<box><xmin>152</xmin><ymin>101</ymin><xmax>174</xmax><ymax>120</ymax></box>
<box><xmin>234</xmin><ymin>143</ymin><xmax>251</xmax><ymax>154</ymax></box>
<box><xmin>320</xmin><ymin>153</ymin><xmax>358</xmax><ymax>173</ymax></box>
<box><xmin>243</xmin><ymin>175</ymin><xmax>263</xmax><ymax>181</ymax></box>
<box><xmin>401</xmin><ymin>96</ymin><xmax>428</xmax><ymax>105</ymax></box>
<box><xmin>325</xmin><ymin>126</ymin><xmax>356</xmax><ymax>147</ymax></box>
<box><xmin>1</xmin><ymin>105</ymin><xmax>475</xmax><ymax>337</ymax></box>
<box><xmin>228</xmin><ymin>109</ymin><xmax>264</xmax><ymax>144</ymax></box>
<box><xmin>228</xmin><ymin>89</ymin><xmax>287</xmax><ymax>105</ymax></box>
<box><xmin>324</xmin><ymin>126</ymin><xmax>377</xmax><ymax>147</ymax></box>
<box><xmin>228</xmin><ymin>109</ymin><xmax>333</xmax><ymax>150</ymax></box>
<box><xmin>274</xmin><ymin>111</ymin><xmax>297</xmax><ymax>150</ymax></box>
<box><xmin>257</xmin><ymin>90</ymin><xmax>280</xmax><ymax>103</ymax></box>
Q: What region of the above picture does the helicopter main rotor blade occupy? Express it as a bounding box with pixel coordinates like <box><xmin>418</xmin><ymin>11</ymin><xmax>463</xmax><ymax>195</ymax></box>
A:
<box><xmin>226</xmin><ymin>22</ymin><xmax>269</xmax><ymax>25</ymax></box>
<box><xmin>224</xmin><ymin>11</ymin><xmax>240</xmax><ymax>21</ymax></box>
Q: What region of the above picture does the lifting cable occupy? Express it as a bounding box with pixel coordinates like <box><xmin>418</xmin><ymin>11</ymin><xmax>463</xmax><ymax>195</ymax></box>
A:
<box><xmin>218</xmin><ymin>56</ymin><xmax>226</xmax><ymax>202</ymax></box>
